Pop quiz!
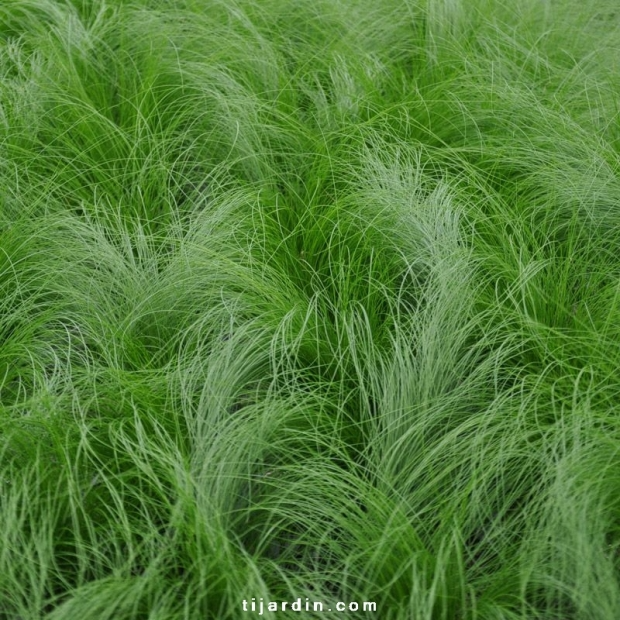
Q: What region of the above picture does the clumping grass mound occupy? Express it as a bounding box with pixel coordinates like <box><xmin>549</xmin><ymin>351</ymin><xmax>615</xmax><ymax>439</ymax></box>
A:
<box><xmin>2</xmin><ymin>0</ymin><xmax>620</xmax><ymax>618</ymax></box>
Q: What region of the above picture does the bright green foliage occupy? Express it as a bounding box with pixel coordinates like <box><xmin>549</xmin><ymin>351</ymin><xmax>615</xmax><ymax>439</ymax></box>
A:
<box><xmin>1</xmin><ymin>0</ymin><xmax>620</xmax><ymax>618</ymax></box>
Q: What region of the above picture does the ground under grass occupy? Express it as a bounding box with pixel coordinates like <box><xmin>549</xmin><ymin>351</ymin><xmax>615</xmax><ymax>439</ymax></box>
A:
<box><xmin>1</xmin><ymin>0</ymin><xmax>620</xmax><ymax>618</ymax></box>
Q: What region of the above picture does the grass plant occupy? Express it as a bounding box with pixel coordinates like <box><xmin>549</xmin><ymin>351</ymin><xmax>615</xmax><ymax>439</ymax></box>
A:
<box><xmin>1</xmin><ymin>0</ymin><xmax>620</xmax><ymax>617</ymax></box>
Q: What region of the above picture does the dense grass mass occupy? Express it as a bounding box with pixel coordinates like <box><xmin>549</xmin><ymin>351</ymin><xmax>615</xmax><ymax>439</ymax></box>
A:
<box><xmin>2</xmin><ymin>0</ymin><xmax>620</xmax><ymax>617</ymax></box>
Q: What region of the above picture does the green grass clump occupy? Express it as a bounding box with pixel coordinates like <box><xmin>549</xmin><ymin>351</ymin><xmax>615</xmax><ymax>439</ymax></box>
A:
<box><xmin>2</xmin><ymin>0</ymin><xmax>620</xmax><ymax>617</ymax></box>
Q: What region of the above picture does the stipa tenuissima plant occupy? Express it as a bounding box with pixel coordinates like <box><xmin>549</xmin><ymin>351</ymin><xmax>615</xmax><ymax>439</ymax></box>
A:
<box><xmin>1</xmin><ymin>0</ymin><xmax>620</xmax><ymax>618</ymax></box>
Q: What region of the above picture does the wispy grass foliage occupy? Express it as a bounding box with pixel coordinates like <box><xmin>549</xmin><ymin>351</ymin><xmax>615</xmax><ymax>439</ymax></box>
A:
<box><xmin>1</xmin><ymin>0</ymin><xmax>620</xmax><ymax>617</ymax></box>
